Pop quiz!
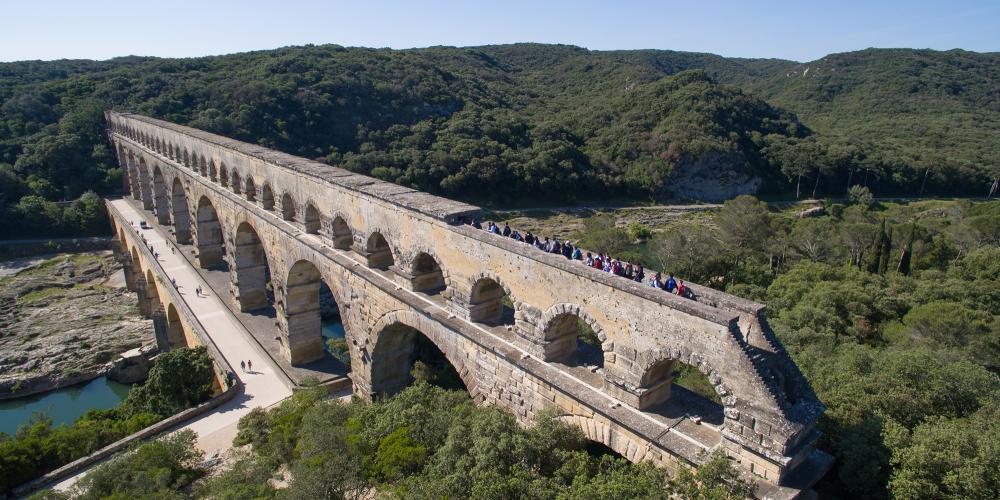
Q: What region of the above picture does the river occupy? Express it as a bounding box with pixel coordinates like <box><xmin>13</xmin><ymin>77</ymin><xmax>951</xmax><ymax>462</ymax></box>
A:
<box><xmin>322</xmin><ymin>319</ymin><xmax>346</xmax><ymax>345</ymax></box>
<box><xmin>0</xmin><ymin>377</ymin><xmax>132</xmax><ymax>437</ymax></box>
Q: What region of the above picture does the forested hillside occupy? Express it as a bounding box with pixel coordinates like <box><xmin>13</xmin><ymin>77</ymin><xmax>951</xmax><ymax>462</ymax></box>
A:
<box><xmin>0</xmin><ymin>44</ymin><xmax>998</xmax><ymax>238</ymax></box>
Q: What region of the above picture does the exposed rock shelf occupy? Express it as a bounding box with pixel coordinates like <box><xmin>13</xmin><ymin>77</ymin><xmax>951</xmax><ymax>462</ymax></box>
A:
<box><xmin>0</xmin><ymin>251</ymin><xmax>155</xmax><ymax>400</ymax></box>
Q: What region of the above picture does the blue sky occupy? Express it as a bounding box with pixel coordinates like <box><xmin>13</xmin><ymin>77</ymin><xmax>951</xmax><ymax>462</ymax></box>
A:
<box><xmin>2</xmin><ymin>0</ymin><xmax>997</xmax><ymax>62</ymax></box>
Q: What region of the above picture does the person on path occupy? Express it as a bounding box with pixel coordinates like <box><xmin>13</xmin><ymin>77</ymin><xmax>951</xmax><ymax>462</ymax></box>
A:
<box><xmin>665</xmin><ymin>274</ymin><xmax>677</xmax><ymax>293</ymax></box>
<box><xmin>676</xmin><ymin>280</ymin><xmax>687</xmax><ymax>298</ymax></box>
<box><xmin>247</xmin><ymin>360</ymin><xmax>253</xmax><ymax>373</ymax></box>
<box><xmin>502</xmin><ymin>223</ymin><xmax>511</xmax><ymax>237</ymax></box>
<box><xmin>240</xmin><ymin>360</ymin><xmax>246</xmax><ymax>372</ymax></box>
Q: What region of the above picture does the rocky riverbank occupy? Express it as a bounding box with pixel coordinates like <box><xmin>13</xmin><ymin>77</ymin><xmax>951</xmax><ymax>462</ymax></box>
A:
<box><xmin>0</xmin><ymin>251</ymin><xmax>155</xmax><ymax>400</ymax></box>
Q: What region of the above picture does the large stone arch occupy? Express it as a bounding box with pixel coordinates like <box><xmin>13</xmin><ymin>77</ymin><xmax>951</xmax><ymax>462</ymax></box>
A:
<box><xmin>554</xmin><ymin>414</ymin><xmax>659</xmax><ymax>465</ymax></box>
<box><xmin>125</xmin><ymin>156</ymin><xmax>141</xmax><ymax>201</ymax></box>
<box><xmin>137</xmin><ymin>157</ymin><xmax>153</xmax><ymax>210</ymax></box>
<box><xmin>142</xmin><ymin>268</ymin><xmax>160</xmax><ymax>318</ymax></box>
<box><xmin>230</xmin><ymin>220</ymin><xmax>273</xmax><ymax>312</ymax></box>
<box><xmin>362</xmin><ymin>310</ymin><xmax>479</xmax><ymax>401</ymax></box>
<box><xmin>279</xmin><ymin>259</ymin><xmax>326</xmax><ymax>365</ymax></box>
<box><xmin>170</xmin><ymin>177</ymin><xmax>192</xmax><ymax>244</ymax></box>
<box><xmin>151</xmin><ymin>165</ymin><xmax>169</xmax><ymax>225</ymax></box>
<box><xmin>194</xmin><ymin>195</ymin><xmax>224</xmax><ymax>268</ymax></box>
<box><xmin>165</xmin><ymin>302</ymin><xmax>187</xmax><ymax>348</ymax></box>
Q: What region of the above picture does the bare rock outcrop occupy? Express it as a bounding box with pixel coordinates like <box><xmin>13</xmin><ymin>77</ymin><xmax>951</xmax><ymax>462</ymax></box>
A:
<box><xmin>0</xmin><ymin>252</ymin><xmax>155</xmax><ymax>399</ymax></box>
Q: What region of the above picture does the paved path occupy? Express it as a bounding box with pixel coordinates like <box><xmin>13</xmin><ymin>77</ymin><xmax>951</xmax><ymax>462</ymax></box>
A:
<box><xmin>54</xmin><ymin>200</ymin><xmax>294</xmax><ymax>491</ymax></box>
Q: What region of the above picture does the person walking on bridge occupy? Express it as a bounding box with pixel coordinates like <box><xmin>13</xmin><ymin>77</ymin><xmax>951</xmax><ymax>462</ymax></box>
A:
<box><xmin>240</xmin><ymin>360</ymin><xmax>246</xmax><ymax>372</ymax></box>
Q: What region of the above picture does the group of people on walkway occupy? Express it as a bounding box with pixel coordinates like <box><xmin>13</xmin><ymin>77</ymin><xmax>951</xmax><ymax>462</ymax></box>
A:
<box><xmin>469</xmin><ymin>219</ymin><xmax>693</xmax><ymax>299</ymax></box>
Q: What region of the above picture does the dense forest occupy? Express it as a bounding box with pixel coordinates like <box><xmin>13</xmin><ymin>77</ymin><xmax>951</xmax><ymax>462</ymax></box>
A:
<box><xmin>1</xmin><ymin>44</ymin><xmax>998</xmax><ymax>237</ymax></box>
<box><xmin>39</xmin><ymin>384</ymin><xmax>753</xmax><ymax>500</ymax></box>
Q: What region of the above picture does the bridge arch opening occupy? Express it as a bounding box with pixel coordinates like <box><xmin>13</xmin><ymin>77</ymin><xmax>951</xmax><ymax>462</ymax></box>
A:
<box><xmin>469</xmin><ymin>277</ymin><xmax>515</xmax><ymax>326</ymax></box>
<box><xmin>281</xmin><ymin>260</ymin><xmax>328</xmax><ymax>365</ymax></box>
<box><xmin>543</xmin><ymin>312</ymin><xmax>604</xmax><ymax>368</ymax></box>
<box><xmin>303</xmin><ymin>203</ymin><xmax>320</xmax><ymax>234</ymax></box>
<box><xmin>365</xmin><ymin>232</ymin><xmax>394</xmax><ymax>269</ymax></box>
<box><xmin>230</xmin><ymin>170</ymin><xmax>241</xmax><ymax>195</ymax></box>
<box><xmin>330</xmin><ymin>216</ymin><xmax>352</xmax><ymax>249</ymax></box>
<box><xmin>410</xmin><ymin>252</ymin><xmax>445</xmax><ymax>294</ymax></box>
<box><xmin>244</xmin><ymin>176</ymin><xmax>256</xmax><ymax>202</ymax></box>
<box><xmin>261</xmin><ymin>183</ymin><xmax>274</xmax><ymax>211</ymax></box>
<box><xmin>143</xmin><ymin>268</ymin><xmax>159</xmax><ymax>318</ymax></box>
<box><xmin>165</xmin><ymin>303</ymin><xmax>186</xmax><ymax>348</ymax></box>
<box><xmin>208</xmin><ymin>159</ymin><xmax>217</xmax><ymax>182</ymax></box>
<box><xmin>170</xmin><ymin>177</ymin><xmax>192</xmax><ymax>244</ymax></box>
<box><xmin>219</xmin><ymin>164</ymin><xmax>229</xmax><ymax>188</ymax></box>
<box><xmin>127</xmin><ymin>163</ymin><xmax>141</xmax><ymax>201</ymax></box>
<box><xmin>137</xmin><ymin>157</ymin><xmax>153</xmax><ymax>210</ymax></box>
<box><xmin>125</xmin><ymin>244</ymin><xmax>141</xmax><ymax>291</ymax></box>
<box><xmin>151</xmin><ymin>166</ymin><xmax>169</xmax><ymax>225</ymax></box>
<box><xmin>634</xmin><ymin>356</ymin><xmax>723</xmax><ymax>421</ymax></box>
<box><xmin>195</xmin><ymin>196</ymin><xmax>225</xmax><ymax>269</ymax></box>
<box><xmin>369</xmin><ymin>321</ymin><xmax>468</xmax><ymax>398</ymax></box>
<box><xmin>281</xmin><ymin>193</ymin><xmax>296</xmax><ymax>222</ymax></box>
<box><xmin>231</xmin><ymin>221</ymin><xmax>274</xmax><ymax>312</ymax></box>
<box><xmin>182</xmin><ymin>149</ymin><xmax>190</xmax><ymax>169</ymax></box>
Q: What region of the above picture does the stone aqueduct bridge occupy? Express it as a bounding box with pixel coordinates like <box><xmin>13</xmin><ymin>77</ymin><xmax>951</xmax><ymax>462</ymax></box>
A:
<box><xmin>105</xmin><ymin>111</ymin><xmax>826</xmax><ymax>488</ymax></box>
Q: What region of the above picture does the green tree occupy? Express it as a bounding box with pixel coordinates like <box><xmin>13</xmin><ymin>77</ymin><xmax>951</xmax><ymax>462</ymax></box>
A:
<box><xmin>122</xmin><ymin>347</ymin><xmax>214</xmax><ymax>418</ymax></box>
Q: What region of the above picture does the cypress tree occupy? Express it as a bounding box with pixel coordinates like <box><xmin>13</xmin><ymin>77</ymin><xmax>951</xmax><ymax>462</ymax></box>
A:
<box><xmin>866</xmin><ymin>219</ymin><xmax>886</xmax><ymax>274</ymax></box>
<box><xmin>897</xmin><ymin>223</ymin><xmax>916</xmax><ymax>275</ymax></box>
<box><xmin>879</xmin><ymin>226</ymin><xmax>893</xmax><ymax>275</ymax></box>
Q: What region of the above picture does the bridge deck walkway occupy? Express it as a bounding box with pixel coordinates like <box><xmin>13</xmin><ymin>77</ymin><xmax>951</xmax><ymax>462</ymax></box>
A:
<box><xmin>171</xmin><ymin>235</ymin><xmax>349</xmax><ymax>388</ymax></box>
<box><xmin>54</xmin><ymin>199</ymin><xmax>298</xmax><ymax>492</ymax></box>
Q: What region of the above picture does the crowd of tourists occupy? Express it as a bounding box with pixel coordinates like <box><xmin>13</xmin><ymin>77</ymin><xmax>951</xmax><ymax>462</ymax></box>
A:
<box><xmin>469</xmin><ymin>219</ymin><xmax>692</xmax><ymax>299</ymax></box>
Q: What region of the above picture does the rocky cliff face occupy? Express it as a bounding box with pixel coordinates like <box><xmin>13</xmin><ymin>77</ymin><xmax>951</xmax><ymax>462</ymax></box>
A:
<box><xmin>0</xmin><ymin>252</ymin><xmax>155</xmax><ymax>399</ymax></box>
<box><xmin>665</xmin><ymin>151</ymin><xmax>762</xmax><ymax>202</ymax></box>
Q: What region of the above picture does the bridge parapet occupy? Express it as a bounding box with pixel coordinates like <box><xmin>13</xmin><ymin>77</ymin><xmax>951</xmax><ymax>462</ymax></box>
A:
<box><xmin>105</xmin><ymin>111</ymin><xmax>827</xmax><ymax>489</ymax></box>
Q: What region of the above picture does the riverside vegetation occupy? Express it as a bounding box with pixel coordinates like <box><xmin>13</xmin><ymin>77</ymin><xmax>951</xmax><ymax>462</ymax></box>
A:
<box><xmin>0</xmin><ymin>346</ymin><xmax>215</xmax><ymax>495</ymax></box>
<box><xmin>38</xmin><ymin>383</ymin><xmax>753</xmax><ymax>500</ymax></box>
<box><xmin>2</xmin><ymin>44</ymin><xmax>999</xmax><ymax>237</ymax></box>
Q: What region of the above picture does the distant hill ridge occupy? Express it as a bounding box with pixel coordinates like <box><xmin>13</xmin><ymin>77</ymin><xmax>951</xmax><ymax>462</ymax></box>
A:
<box><xmin>0</xmin><ymin>43</ymin><xmax>997</xmax><ymax>212</ymax></box>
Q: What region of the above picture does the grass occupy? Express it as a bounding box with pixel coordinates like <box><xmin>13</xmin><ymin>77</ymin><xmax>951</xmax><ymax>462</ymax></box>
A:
<box><xmin>17</xmin><ymin>286</ymin><xmax>68</xmax><ymax>304</ymax></box>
